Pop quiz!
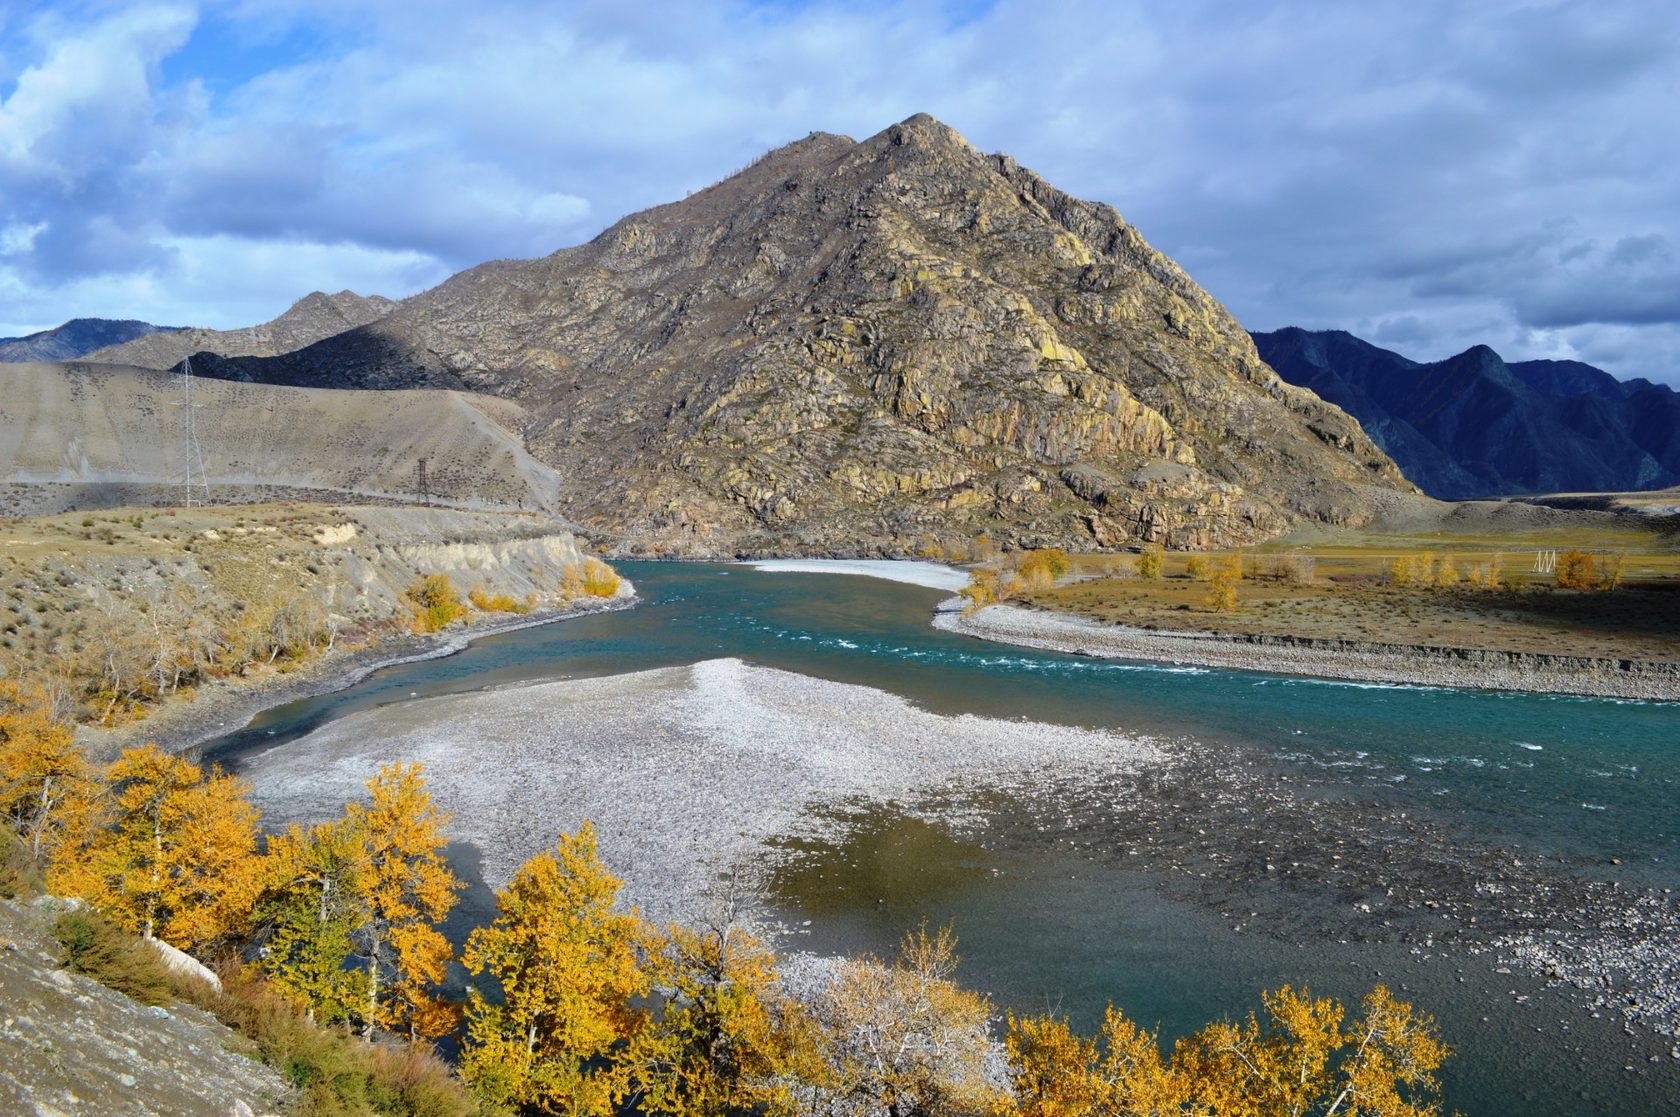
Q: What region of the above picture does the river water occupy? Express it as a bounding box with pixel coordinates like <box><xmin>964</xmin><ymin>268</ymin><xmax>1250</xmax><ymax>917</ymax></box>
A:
<box><xmin>204</xmin><ymin>562</ymin><xmax>1680</xmax><ymax>1114</ymax></box>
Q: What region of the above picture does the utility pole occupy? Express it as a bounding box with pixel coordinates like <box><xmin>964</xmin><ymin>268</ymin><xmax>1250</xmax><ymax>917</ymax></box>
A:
<box><xmin>177</xmin><ymin>353</ymin><xmax>210</xmax><ymax>507</ymax></box>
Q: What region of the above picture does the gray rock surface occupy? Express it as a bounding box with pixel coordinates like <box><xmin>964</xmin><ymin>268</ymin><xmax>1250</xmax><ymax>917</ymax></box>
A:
<box><xmin>0</xmin><ymin>898</ymin><xmax>286</xmax><ymax>1117</ymax></box>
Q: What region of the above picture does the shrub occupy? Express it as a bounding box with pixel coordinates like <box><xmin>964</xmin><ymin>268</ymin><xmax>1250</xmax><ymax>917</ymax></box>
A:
<box><xmin>198</xmin><ymin>967</ymin><xmax>475</xmax><ymax>1117</ymax></box>
<box><xmin>1136</xmin><ymin>544</ymin><xmax>1164</xmax><ymax>580</ymax></box>
<box><xmin>1385</xmin><ymin>554</ymin><xmax>1428</xmax><ymax>587</ymax></box>
<box><xmin>54</xmin><ymin>908</ymin><xmax>175</xmax><ymax>1006</ymax></box>
<box><xmin>1184</xmin><ymin>554</ymin><xmax>1210</xmax><ymax>581</ymax></box>
<box><xmin>1015</xmin><ymin>548</ymin><xmax>1069</xmax><ymax>591</ymax></box>
<box><xmin>405</xmin><ymin>575</ymin><xmax>466</xmax><ymax>634</ymax></box>
<box><xmin>468</xmin><ymin>584</ymin><xmax>530</xmax><ymax>614</ymax></box>
<box><xmin>1431</xmin><ymin>555</ymin><xmax>1460</xmax><ymax>587</ymax></box>
<box><xmin>0</xmin><ymin>826</ymin><xmax>42</xmax><ymax>899</ymax></box>
<box><xmin>579</xmin><ymin>559</ymin><xmax>621</xmax><ymax>598</ymax></box>
<box><xmin>1269</xmin><ymin>552</ymin><xmax>1314</xmax><ymax>585</ymax></box>
<box><xmin>1555</xmin><ymin>549</ymin><xmax>1596</xmax><ymax>590</ymax></box>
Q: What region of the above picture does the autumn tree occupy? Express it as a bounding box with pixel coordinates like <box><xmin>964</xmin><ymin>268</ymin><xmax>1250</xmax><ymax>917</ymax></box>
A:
<box><xmin>261</xmin><ymin>816</ymin><xmax>371</xmax><ymax>1026</ymax></box>
<box><xmin>1204</xmin><ymin>555</ymin><xmax>1242</xmax><ymax>613</ymax></box>
<box><xmin>632</xmin><ymin>915</ymin><xmax>807</xmax><ymax>1117</ymax></box>
<box><xmin>55</xmin><ymin>744</ymin><xmax>264</xmax><ymax>950</ymax></box>
<box><xmin>1555</xmin><ymin>549</ymin><xmax>1596</xmax><ymax>590</ymax></box>
<box><xmin>0</xmin><ymin>680</ymin><xmax>96</xmax><ymax>864</ymax></box>
<box><xmin>804</xmin><ymin>923</ymin><xmax>1004</xmax><ymax>1117</ymax></box>
<box><xmin>461</xmin><ymin>821</ymin><xmax>653</xmax><ymax>1115</ymax></box>
<box><xmin>1007</xmin><ymin>983</ymin><xmax>1451</xmax><ymax>1117</ymax></box>
<box><xmin>345</xmin><ymin>762</ymin><xmax>461</xmax><ymax>1040</ymax></box>
<box><xmin>404</xmin><ymin>574</ymin><xmax>467</xmax><ymax>634</ymax></box>
<box><xmin>1184</xmin><ymin>553</ymin><xmax>1210</xmax><ymax>581</ymax></box>
<box><xmin>1137</xmin><ymin>544</ymin><xmax>1164</xmax><ymax>580</ymax></box>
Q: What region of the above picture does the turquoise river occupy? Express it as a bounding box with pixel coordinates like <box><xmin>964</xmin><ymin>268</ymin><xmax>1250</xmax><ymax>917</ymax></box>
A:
<box><xmin>203</xmin><ymin>562</ymin><xmax>1680</xmax><ymax>1115</ymax></box>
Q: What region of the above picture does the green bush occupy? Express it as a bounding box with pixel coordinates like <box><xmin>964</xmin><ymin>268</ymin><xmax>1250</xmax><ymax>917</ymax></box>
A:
<box><xmin>199</xmin><ymin>967</ymin><xmax>476</xmax><ymax>1117</ymax></box>
<box><xmin>0</xmin><ymin>827</ymin><xmax>42</xmax><ymax>899</ymax></box>
<box><xmin>54</xmin><ymin>909</ymin><xmax>175</xmax><ymax>1006</ymax></box>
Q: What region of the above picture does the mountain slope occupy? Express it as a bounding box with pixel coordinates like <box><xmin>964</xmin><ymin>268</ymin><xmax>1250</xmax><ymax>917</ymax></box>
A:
<box><xmin>86</xmin><ymin>290</ymin><xmax>396</xmax><ymax>369</ymax></box>
<box><xmin>0</xmin><ymin>360</ymin><xmax>563</xmax><ymax>516</ymax></box>
<box><xmin>188</xmin><ymin>115</ymin><xmax>1411</xmax><ymax>554</ymax></box>
<box><xmin>1253</xmin><ymin>327</ymin><xmax>1680</xmax><ymax>499</ymax></box>
<box><xmin>0</xmin><ymin>318</ymin><xmax>180</xmax><ymax>362</ymax></box>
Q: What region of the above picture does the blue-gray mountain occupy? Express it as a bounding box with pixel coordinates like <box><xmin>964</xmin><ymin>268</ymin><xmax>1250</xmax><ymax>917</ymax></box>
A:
<box><xmin>1252</xmin><ymin>328</ymin><xmax>1680</xmax><ymax>500</ymax></box>
<box><xmin>0</xmin><ymin>318</ymin><xmax>179</xmax><ymax>362</ymax></box>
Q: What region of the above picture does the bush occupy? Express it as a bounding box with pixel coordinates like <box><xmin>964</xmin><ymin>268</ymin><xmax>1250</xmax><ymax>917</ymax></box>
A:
<box><xmin>1556</xmin><ymin>549</ymin><xmax>1596</xmax><ymax>590</ymax></box>
<box><xmin>405</xmin><ymin>575</ymin><xmax>467</xmax><ymax>634</ymax></box>
<box><xmin>54</xmin><ymin>908</ymin><xmax>176</xmax><ymax>1006</ymax></box>
<box><xmin>1136</xmin><ymin>544</ymin><xmax>1164</xmax><ymax>580</ymax></box>
<box><xmin>1184</xmin><ymin>554</ymin><xmax>1210</xmax><ymax>581</ymax></box>
<box><xmin>1015</xmin><ymin>548</ymin><xmax>1070</xmax><ymax>591</ymax></box>
<box><xmin>200</xmin><ymin>967</ymin><xmax>476</xmax><ymax>1117</ymax></box>
<box><xmin>577</xmin><ymin>559</ymin><xmax>621</xmax><ymax>598</ymax></box>
<box><xmin>467</xmin><ymin>585</ymin><xmax>530</xmax><ymax>615</ymax></box>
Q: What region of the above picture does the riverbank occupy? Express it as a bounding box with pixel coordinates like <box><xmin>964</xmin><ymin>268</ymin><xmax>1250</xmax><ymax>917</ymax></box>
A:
<box><xmin>78</xmin><ymin>587</ymin><xmax>637</xmax><ymax>759</ymax></box>
<box><xmin>937</xmin><ymin>599</ymin><xmax>1680</xmax><ymax>701</ymax></box>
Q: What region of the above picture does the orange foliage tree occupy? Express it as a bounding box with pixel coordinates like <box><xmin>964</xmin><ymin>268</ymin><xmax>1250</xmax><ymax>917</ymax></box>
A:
<box><xmin>53</xmin><ymin>744</ymin><xmax>264</xmax><ymax>950</ymax></box>
<box><xmin>344</xmin><ymin>762</ymin><xmax>461</xmax><ymax>1040</ymax></box>
<box><xmin>0</xmin><ymin>680</ymin><xmax>96</xmax><ymax>864</ymax></box>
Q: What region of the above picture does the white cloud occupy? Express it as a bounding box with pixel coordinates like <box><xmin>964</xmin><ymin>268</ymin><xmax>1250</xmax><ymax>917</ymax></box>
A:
<box><xmin>1</xmin><ymin>0</ymin><xmax>1678</xmax><ymax>386</ymax></box>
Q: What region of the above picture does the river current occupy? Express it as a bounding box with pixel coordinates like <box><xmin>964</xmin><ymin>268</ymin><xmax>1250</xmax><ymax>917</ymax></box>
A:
<box><xmin>204</xmin><ymin>562</ymin><xmax>1680</xmax><ymax>1115</ymax></box>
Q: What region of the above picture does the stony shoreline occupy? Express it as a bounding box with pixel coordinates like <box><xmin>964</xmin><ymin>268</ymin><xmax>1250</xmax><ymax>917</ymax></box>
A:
<box><xmin>77</xmin><ymin>588</ymin><xmax>638</xmax><ymax>760</ymax></box>
<box><xmin>936</xmin><ymin>599</ymin><xmax>1680</xmax><ymax>702</ymax></box>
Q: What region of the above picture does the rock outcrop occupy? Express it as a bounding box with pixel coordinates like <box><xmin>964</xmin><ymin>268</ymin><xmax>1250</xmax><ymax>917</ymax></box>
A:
<box><xmin>0</xmin><ymin>897</ymin><xmax>287</xmax><ymax>1116</ymax></box>
<box><xmin>190</xmin><ymin>115</ymin><xmax>1412</xmax><ymax>554</ymax></box>
<box><xmin>87</xmin><ymin>291</ymin><xmax>395</xmax><ymax>370</ymax></box>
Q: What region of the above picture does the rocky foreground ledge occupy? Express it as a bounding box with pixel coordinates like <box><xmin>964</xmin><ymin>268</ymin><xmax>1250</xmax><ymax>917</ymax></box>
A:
<box><xmin>937</xmin><ymin>600</ymin><xmax>1680</xmax><ymax>702</ymax></box>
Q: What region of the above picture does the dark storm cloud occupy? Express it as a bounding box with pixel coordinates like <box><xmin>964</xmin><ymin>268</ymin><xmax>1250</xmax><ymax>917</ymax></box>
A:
<box><xmin>2</xmin><ymin>0</ymin><xmax>1678</xmax><ymax>383</ymax></box>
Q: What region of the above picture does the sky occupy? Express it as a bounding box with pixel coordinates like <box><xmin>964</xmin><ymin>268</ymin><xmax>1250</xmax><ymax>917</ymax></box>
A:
<box><xmin>2</xmin><ymin>0</ymin><xmax>1679</xmax><ymax>384</ymax></box>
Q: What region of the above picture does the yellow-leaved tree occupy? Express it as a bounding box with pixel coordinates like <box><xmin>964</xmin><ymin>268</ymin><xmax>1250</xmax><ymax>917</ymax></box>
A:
<box><xmin>53</xmin><ymin>744</ymin><xmax>264</xmax><ymax>950</ymax></box>
<box><xmin>1007</xmin><ymin>983</ymin><xmax>1451</xmax><ymax>1117</ymax></box>
<box><xmin>344</xmin><ymin>762</ymin><xmax>461</xmax><ymax>1040</ymax></box>
<box><xmin>0</xmin><ymin>680</ymin><xmax>96</xmax><ymax>865</ymax></box>
<box><xmin>460</xmin><ymin>821</ymin><xmax>654</xmax><ymax>1115</ymax></box>
<box><xmin>260</xmin><ymin>816</ymin><xmax>371</xmax><ymax>1027</ymax></box>
<box><xmin>630</xmin><ymin>916</ymin><xmax>807</xmax><ymax>1117</ymax></box>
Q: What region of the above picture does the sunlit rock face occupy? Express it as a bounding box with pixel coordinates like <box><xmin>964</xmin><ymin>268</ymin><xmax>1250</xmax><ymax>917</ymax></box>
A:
<box><xmin>198</xmin><ymin>114</ymin><xmax>1411</xmax><ymax>555</ymax></box>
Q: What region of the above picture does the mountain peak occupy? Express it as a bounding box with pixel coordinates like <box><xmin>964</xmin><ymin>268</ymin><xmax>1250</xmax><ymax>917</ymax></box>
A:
<box><xmin>875</xmin><ymin>112</ymin><xmax>976</xmax><ymax>155</ymax></box>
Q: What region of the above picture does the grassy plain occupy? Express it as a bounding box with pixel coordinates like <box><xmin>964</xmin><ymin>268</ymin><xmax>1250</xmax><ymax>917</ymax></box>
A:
<box><xmin>1026</xmin><ymin>515</ymin><xmax>1680</xmax><ymax>663</ymax></box>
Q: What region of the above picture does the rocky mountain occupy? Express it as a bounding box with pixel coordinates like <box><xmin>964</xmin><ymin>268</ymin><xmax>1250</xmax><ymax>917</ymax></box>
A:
<box><xmin>1253</xmin><ymin>327</ymin><xmax>1680</xmax><ymax>499</ymax></box>
<box><xmin>185</xmin><ymin>115</ymin><xmax>1412</xmax><ymax>554</ymax></box>
<box><xmin>86</xmin><ymin>290</ymin><xmax>396</xmax><ymax>370</ymax></box>
<box><xmin>0</xmin><ymin>318</ymin><xmax>179</xmax><ymax>362</ymax></box>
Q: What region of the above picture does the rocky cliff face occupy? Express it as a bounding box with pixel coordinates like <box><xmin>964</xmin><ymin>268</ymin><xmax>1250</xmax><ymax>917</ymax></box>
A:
<box><xmin>193</xmin><ymin>116</ymin><xmax>1411</xmax><ymax>554</ymax></box>
<box><xmin>1254</xmin><ymin>327</ymin><xmax>1680</xmax><ymax>499</ymax></box>
<box><xmin>87</xmin><ymin>291</ymin><xmax>395</xmax><ymax>370</ymax></box>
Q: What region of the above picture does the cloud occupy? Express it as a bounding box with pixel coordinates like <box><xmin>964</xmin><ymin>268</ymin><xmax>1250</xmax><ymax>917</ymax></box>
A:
<box><xmin>1</xmin><ymin>0</ymin><xmax>1678</xmax><ymax>385</ymax></box>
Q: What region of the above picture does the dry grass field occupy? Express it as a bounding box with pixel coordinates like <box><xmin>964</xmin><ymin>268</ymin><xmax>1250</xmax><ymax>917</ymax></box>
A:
<box><xmin>1027</xmin><ymin>517</ymin><xmax>1680</xmax><ymax>662</ymax></box>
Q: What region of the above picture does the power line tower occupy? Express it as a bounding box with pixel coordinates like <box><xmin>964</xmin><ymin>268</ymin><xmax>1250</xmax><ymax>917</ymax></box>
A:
<box><xmin>416</xmin><ymin>457</ymin><xmax>430</xmax><ymax>507</ymax></box>
<box><xmin>177</xmin><ymin>353</ymin><xmax>210</xmax><ymax>507</ymax></box>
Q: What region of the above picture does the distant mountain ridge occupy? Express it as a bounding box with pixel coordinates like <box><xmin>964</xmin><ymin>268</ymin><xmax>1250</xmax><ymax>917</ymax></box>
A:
<box><xmin>168</xmin><ymin>113</ymin><xmax>1412</xmax><ymax>556</ymax></box>
<box><xmin>1252</xmin><ymin>327</ymin><xmax>1680</xmax><ymax>500</ymax></box>
<box><xmin>86</xmin><ymin>290</ymin><xmax>397</xmax><ymax>369</ymax></box>
<box><xmin>0</xmin><ymin>318</ymin><xmax>180</xmax><ymax>362</ymax></box>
